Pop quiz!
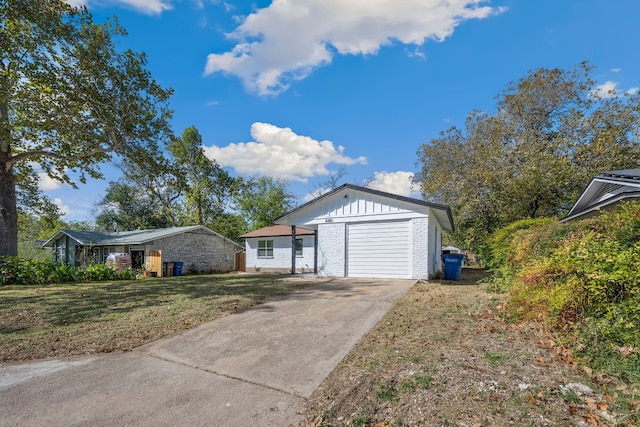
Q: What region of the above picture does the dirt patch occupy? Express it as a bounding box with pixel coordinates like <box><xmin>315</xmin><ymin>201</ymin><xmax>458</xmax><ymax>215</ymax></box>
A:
<box><xmin>301</xmin><ymin>268</ymin><xmax>623</xmax><ymax>426</ymax></box>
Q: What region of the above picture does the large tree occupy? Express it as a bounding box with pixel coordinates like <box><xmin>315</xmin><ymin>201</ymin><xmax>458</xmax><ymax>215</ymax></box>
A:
<box><xmin>235</xmin><ymin>177</ymin><xmax>295</xmax><ymax>230</ymax></box>
<box><xmin>167</xmin><ymin>126</ymin><xmax>238</xmax><ymax>226</ymax></box>
<box><xmin>95</xmin><ymin>155</ymin><xmax>184</xmax><ymax>230</ymax></box>
<box><xmin>416</xmin><ymin>62</ymin><xmax>640</xmax><ymax>249</ymax></box>
<box><xmin>0</xmin><ymin>0</ymin><xmax>172</xmax><ymax>256</ymax></box>
<box><xmin>95</xmin><ymin>181</ymin><xmax>177</xmax><ymax>232</ymax></box>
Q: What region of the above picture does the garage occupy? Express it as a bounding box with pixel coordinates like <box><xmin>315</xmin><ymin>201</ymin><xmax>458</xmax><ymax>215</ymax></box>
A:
<box><xmin>347</xmin><ymin>221</ymin><xmax>410</xmax><ymax>278</ymax></box>
<box><xmin>275</xmin><ymin>184</ymin><xmax>454</xmax><ymax>280</ymax></box>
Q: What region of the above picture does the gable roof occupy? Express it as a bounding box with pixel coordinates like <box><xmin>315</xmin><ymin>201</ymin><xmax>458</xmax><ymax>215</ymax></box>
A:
<box><xmin>275</xmin><ymin>183</ymin><xmax>454</xmax><ymax>232</ymax></box>
<box><xmin>561</xmin><ymin>169</ymin><xmax>640</xmax><ymax>222</ymax></box>
<box><xmin>42</xmin><ymin>225</ymin><xmax>242</xmax><ymax>249</ymax></box>
<box><xmin>239</xmin><ymin>225</ymin><xmax>315</xmax><ymax>239</ymax></box>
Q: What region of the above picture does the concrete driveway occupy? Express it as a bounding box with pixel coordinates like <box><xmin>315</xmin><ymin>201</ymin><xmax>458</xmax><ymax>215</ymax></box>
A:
<box><xmin>0</xmin><ymin>278</ymin><xmax>415</xmax><ymax>427</ymax></box>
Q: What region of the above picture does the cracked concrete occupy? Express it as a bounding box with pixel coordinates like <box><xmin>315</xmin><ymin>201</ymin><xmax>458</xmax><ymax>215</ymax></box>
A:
<box><xmin>0</xmin><ymin>278</ymin><xmax>414</xmax><ymax>427</ymax></box>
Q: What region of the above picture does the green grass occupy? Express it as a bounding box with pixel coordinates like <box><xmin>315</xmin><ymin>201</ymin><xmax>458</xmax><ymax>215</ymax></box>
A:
<box><xmin>484</xmin><ymin>351</ymin><xmax>505</xmax><ymax>366</ymax></box>
<box><xmin>0</xmin><ymin>273</ymin><xmax>317</xmax><ymax>361</ymax></box>
<box><xmin>375</xmin><ymin>382</ymin><xmax>399</xmax><ymax>402</ymax></box>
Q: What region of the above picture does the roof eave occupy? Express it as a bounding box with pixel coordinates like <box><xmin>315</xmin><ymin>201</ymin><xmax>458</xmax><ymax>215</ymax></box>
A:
<box><xmin>276</xmin><ymin>183</ymin><xmax>455</xmax><ymax>231</ymax></box>
<box><xmin>41</xmin><ymin>230</ymin><xmax>84</xmax><ymax>248</ymax></box>
<box><xmin>560</xmin><ymin>192</ymin><xmax>640</xmax><ymax>223</ymax></box>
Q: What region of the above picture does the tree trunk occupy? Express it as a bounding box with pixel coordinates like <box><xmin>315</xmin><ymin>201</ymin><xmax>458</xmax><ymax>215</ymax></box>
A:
<box><xmin>1</xmin><ymin>68</ymin><xmax>17</xmax><ymax>256</ymax></box>
<box><xmin>0</xmin><ymin>159</ymin><xmax>18</xmax><ymax>256</ymax></box>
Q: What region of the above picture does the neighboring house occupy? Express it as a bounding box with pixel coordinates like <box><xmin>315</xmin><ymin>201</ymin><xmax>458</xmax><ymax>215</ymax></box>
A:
<box><xmin>561</xmin><ymin>169</ymin><xmax>640</xmax><ymax>222</ymax></box>
<box><xmin>275</xmin><ymin>184</ymin><xmax>454</xmax><ymax>279</ymax></box>
<box><xmin>239</xmin><ymin>225</ymin><xmax>316</xmax><ymax>274</ymax></box>
<box><xmin>41</xmin><ymin>225</ymin><xmax>242</xmax><ymax>276</ymax></box>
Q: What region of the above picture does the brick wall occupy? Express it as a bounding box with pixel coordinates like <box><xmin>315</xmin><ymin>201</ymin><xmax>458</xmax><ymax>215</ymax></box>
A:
<box><xmin>149</xmin><ymin>229</ymin><xmax>238</xmax><ymax>274</ymax></box>
<box><xmin>411</xmin><ymin>217</ymin><xmax>430</xmax><ymax>279</ymax></box>
<box><xmin>317</xmin><ymin>222</ymin><xmax>346</xmax><ymax>277</ymax></box>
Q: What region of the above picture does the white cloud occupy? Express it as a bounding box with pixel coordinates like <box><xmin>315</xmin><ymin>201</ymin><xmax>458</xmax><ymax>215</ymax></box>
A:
<box><xmin>591</xmin><ymin>81</ymin><xmax>640</xmax><ymax>99</ymax></box>
<box><xmin>53</xmin><ymin>198</ymin><xmax>70</xmax><ymax>216</ymax></box>
<box><xmin>65</xmin><ymin>0</ymin><xmax>172</xmax><ymax>14</ymax></box>
<box><xmin>367</xmin><ymin>171</ymin><xmax>418</xmax><ymax>197</ymax></box>
<box><xmin>204</xmin><ymin>0</ymin><xmax>505</xmax><ymax>95</ymax></box>
<box><xmin>203</xmin><ymin>122</ymin><xmax>367</xmax><ymax>182</ymax></box>
<box><xmin>303</xmin><ymin>187</ymin><xmax>331</xmax><ymax>202</ymax></box>
<box><xmin>38</xmin><ymin>173</ymin><xmax>63</xmax><ymax>191</ymax></box>
<box><xmin>611</xmin><ymin>68</ymin><xmax>621</xmax><ymax>73</ymax></box>
<box><xmin>591</xmin><ymin>81</ymin><xmax>619</xmax><ymax>99</ymax></box>
<box><xmin>211</xmin><ymin>0</ymin><xmax>234</xmax><ymax>13</ymax></box>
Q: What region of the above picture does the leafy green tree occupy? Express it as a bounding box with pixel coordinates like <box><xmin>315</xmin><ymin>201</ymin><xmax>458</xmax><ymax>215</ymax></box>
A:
<box><xmin>0</xmin><ymin>0</ymin><xmax>173</xmax><ymax>256</ymax></box>
<box><xmin>167</xmin><ymin>126</ymin><xmax>238</xmax><ymax>226</ymax></box>
<box><xmin>209</xmin><ymin>213</ymin><xmax>249</xmax><ymax>243</ymax></box>
<box><xmin>235</xmin><ymin>177</ymin><xmax>295</xmax><ymax>230</ymax></box>
<box><xmin>18</xmin><ymin>202</ymin><xmax>93</xmax><ymax>259</ymax></box>
<box><xmin>95</xmin><ymin>181</ymin><xmax>175</xmax><ymax>231</ymax></box>
<box><xmin>416</xmin><ymin>62</ymin><xmax>640</xmax><ymax>250</ymax></box>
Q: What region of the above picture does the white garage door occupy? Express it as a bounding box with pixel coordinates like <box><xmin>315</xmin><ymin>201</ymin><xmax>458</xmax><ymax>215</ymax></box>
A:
<box><xmin>347</xmin><ymin>221</ymin><xmax>411</xmax><ymax>278</ymax></box>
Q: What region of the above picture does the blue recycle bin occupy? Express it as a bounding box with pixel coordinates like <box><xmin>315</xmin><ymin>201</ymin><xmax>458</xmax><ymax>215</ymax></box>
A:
<box><xmin>442</xmin><ymin>254</ymin><xmax>464</xmax><ymax>281</ymax></box>
<box><xmin>173</xmin><ymin>262</ymin><xmax>184</xmax><ymax>276</ymax></box>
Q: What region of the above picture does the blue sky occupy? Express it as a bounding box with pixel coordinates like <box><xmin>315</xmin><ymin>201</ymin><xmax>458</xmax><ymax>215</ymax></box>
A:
<box><xmin>47</xmin><ymin>0</ymin><xmax>640</xmax><ymax>222</ymax></box>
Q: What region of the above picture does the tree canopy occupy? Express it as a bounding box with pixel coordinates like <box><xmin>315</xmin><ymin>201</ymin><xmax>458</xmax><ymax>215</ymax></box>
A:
<box><xmin>0</xmin><ymin>0</ymin><xmax>173</xmax><ymax>256</ymax></box>
<box><xmin>416</xmin><ymin>62</ymin><xmax>640</xmax><ymax>250</ymax></box>
<box><xmin>167</xmin><ymin>126</ymin><xmax>238</xmax><ymax>226</ymax></box>
<box><xmin>235</xmin><ymin>177</ymin><xmax>295</xmax><ymax>231</ymax></box>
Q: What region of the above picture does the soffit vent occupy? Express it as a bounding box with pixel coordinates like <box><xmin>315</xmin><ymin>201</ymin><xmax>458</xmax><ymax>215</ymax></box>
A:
<box><xmin>592</xmin><ymin>183</ymin><xmax>624</xmax><ymax>203</ymax></box>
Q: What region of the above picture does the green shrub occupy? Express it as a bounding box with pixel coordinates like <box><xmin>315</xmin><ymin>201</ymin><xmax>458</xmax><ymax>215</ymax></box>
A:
<box><xmin>0</xmin><ymin>257</ymin><xmax>137</xmax><ymax>286</ymax></box>
<box><xmin>50</xmin><ymin>264</ymin><xmax>79</xmax><ymax>283</ymax></box>
<box><xmin>485</xmin><ymin>201</ymin><xmax>640</xmax><ymax>380</ymax></box>
<box><xmin>0</xmin><ymin>257</ymin><xmax>55</xmax><ymax>285</ymax></box>
<box><xmin>83</xmin><ymin>263</ymin><xmax>118</xmax><ymax>281</ymax></box>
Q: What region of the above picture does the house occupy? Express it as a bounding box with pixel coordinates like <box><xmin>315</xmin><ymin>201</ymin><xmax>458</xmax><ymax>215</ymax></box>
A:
<box><xmin>239</xmin><ymin>225</ymin><xmax>316</xmax><ymax>274</ymax></box>
<box><xmin>561</xmin><ymin>169</ymin><xmax>640</xmax><ymax>222</ymax></box>
<box><xmin>275</xmin><ymin>184</ymin><xmax>454</xmax><ymax>279</ymax></box>
<box><xmin>42</xmin><ymin>226</ymin><xmax>243</xmax><ymax>276</ymax></box>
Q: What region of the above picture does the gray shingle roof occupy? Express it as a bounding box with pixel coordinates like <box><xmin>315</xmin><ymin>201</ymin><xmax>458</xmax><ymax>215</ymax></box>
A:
<box><xmin>561</xmin><ymin>169</ymin><xmax>640</xmax><ymax>222</ymax></box>
<box><xmin>42</xmin><ymin>226</ymin><xmax>242</xmax><ymax>248</ymax></box>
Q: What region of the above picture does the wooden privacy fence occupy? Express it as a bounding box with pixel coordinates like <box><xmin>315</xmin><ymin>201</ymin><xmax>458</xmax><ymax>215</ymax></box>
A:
<box><xmin>235</xmin><ymin>252</ymin><xmax>246</xmax><ymax>272</ymax></box>
<box><xmin>148</xmin><ymin>250</ymin><xmax>162</xmax><ymax>276</ymax></box>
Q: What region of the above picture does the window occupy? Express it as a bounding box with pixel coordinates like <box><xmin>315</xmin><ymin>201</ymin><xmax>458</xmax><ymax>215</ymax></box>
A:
<box><xmin>102</xmin><ymin>247</ymin><xmax>114</xmax><ymax>263</ymax></box>
<box><xmin>258</xmin><ymin>240</ymin><xmax>273</xmax><ymax>258</ymax></box>
<box><xmin>295</xmin><ymin>238</ymin><xmax>303</xmax><ymax>257</ymax></box>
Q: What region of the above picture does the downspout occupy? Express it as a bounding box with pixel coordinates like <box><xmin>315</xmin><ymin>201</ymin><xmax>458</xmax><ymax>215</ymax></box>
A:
<box><xmin>313</xmin><ymin>229</ymin><xmax>318</xmax><ymax>274</ymax></box>
<box><xmin>291</xmin><ymin>225</ymin><xmax>296</xmax><ymax>275</ymax></box>
<box><xmin>65</xmin><ymin>235</ymin><xmax>69</xmax><ymax>266</ymax></box>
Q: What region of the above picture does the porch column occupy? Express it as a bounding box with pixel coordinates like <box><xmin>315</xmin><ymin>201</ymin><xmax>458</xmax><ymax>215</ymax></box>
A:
<box><xmin>291</xmin><ymin>225</ymin><xmax>296</xmax><ymax>275</ymax></box>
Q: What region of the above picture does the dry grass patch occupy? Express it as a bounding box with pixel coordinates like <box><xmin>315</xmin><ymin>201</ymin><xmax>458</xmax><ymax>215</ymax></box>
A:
<box><xmin>0</xmin><ymin>273</ymin><xmax>318</xmax><ymax>361</ymax></box>
<box><xmin>302</xmin><ymin>268</ymin><xmax>631</xmax><ymax>426</ymax></box>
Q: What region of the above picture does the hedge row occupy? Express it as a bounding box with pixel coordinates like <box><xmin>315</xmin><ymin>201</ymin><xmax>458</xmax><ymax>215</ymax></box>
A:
<box><xmin>0</xmin><ymin>257</ymin><xmax>137</xmax><ymax>286</ymax></box>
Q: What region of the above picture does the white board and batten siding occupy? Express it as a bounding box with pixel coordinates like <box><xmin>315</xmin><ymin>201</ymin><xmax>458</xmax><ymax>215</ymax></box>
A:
<box><xmin>275</xmin><ymin>184</ymin><xmax>454</xmax><ymax>280</ymax></box>
<box><xmin>296</xmin><ymin>188</ymin><xmax>425</xmax><ymax>225</ymax></box>
<box><xmin>347</xmin><ymin>221</ymin><xmax>411</xmax><ymax>278</ymax></box>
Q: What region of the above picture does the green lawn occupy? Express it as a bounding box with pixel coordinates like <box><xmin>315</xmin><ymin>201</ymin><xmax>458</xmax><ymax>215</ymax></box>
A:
<box><xmin>0</xmin><ymin>273</ymin><xmax>317</xmax><ymax>361</ymax></box>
